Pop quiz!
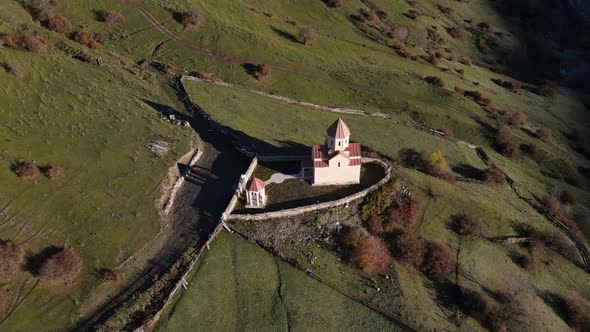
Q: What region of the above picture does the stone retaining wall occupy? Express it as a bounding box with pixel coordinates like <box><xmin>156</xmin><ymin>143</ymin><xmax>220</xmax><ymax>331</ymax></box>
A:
<box><xmin>221</xmin><ymin>157</ymin><xmax>258</xmax><ymax>220</ymax></box>
<box><xmin>225</xmin><ymin>158</ymin><xmax>391</xmax><ymax>221</ymax></box>
<box><xmin>163</xmin><ymin>149</ymin><xmax>202</xmax><ymax>215</ymax></box>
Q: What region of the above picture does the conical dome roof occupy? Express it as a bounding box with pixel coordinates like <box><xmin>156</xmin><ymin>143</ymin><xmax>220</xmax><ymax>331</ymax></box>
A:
<box><xmin>326</xmin><ymin>118</ymin><xmax>351</xmax><ymax>139</ymax></box>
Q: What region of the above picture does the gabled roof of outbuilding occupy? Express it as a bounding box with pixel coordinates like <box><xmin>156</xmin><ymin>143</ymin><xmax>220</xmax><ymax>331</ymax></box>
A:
<box><xmin>326</xmin><ymin>117</ymin><xmax>351</xmax><ymax>139</ymax></box>
<box><xmin>247</xmin><ymin>177</ymin><xmax>265</xmax><ymax>192</ymax></box>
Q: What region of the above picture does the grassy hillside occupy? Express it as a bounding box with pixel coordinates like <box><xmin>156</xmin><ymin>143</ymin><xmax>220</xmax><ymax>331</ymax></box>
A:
<box><xmin>0</xmin><ymin>23</ymin><xmax>191</xmax><ymax>332</ymax></box>
<box><xmin>155</xmin><ymin>230</ymin><xmax>403</xmax><ymax>331</ymax></box>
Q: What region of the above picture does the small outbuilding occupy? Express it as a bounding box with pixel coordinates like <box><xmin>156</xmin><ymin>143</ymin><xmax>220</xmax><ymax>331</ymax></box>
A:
<box><xmin>246</xmin><ymin>177</ymin><xmax>266</xmax><ymax>207</ymax></box>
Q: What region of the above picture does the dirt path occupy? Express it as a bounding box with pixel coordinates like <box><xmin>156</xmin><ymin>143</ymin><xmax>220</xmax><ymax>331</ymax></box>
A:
<box><xmin>71</xmin><ymin>81</ymin><xmax>251</xmax><ymax>330</ymax></box>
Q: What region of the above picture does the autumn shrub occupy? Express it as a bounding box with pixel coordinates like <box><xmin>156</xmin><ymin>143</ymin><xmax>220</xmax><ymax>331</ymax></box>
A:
<box><xmin>384</xmin><ymin>198</ymin><xmax>420</xmax><ymax>231</ymax></box>
<box><xmin>535</xmin><ymin>128</ymin><xmax>552</xmax><ymax>142</ymax></box>
<box><xmin>464</xmin><ymin>90</ymin><xmax>484</xmax><ymax>103</ymax></box>
<box><xmin>478</xmin><ymin>21</ymin><xmax>492</xmax><ymax>32</ymax></box>
<box><xmin>450</xmin><ymin>214</ymin><xmax>483</xmax><ymax>236</ymax></box>
<box><xmin>481</xmin><ymin>167</ymin><xmax>505</xmax><ymax>183</ymax></box>
<box><xmin>511</xmin><ymin>81</ymin><xmax>522</xmax><ymax>91</ymax></box>
<box><xmin>23</xmin><ymin>35</ymin><xmax>51</xmax><ymax>53</ymax></box>
<box><xmin>426</xmin><ymin>151</ymin><xmax>455</xmax><ymax>181</ymax></box>
<box><xmin>43</xmin><ymin>166</ymin><xmax>64</xmax><ymax>181</ymax></box>
<box><xmin>2</xmin><ymin>62</ymin><xmax>27</xmax><ymax>80</ymax></box>
<box><xmin>11</xmin><ymin>161</ymin><xmax>40</xmax><ymax>179</ymax></box>
<box><xmin>348</xmin><ymin>235</ymin><xmax>392</xmax><ymax>275</ymax></box>
<box><xmin>494</xmin><ymin>125</ymin><xmax>518</xmax><ymax>157</ymax></box>
<box><xmin>499</xmin><ymin>110</ymin><xmax>526</xmax><ymax>127</ymax></box>
<box><xmin>422</xmin><ymin>53</ymin><xmax>441</xmax><ymax>65</ymax></box>
<box><xmin>179</xmin><ymin>10</ymin><xmax>204</xmax><ymax>29</ymax></box>
<box><xmin>46</xmin><ymin>15</ymin><xmax>71</xmax><ymax>35</ymax></box>
<box><xmin>366</xmin><ymin>215</ymin><xmax>384</xmax><ymax>235</ymax></box>
<box><xmin>424</xmin><ymin>76</ymin><xmax>444</xmax><ymax>87</ymax></box>
<box><xmin>323</xmin><ymin>0</ymin><xmax>344</xmax><ymax>8</ymax></box>
<box><xmin>99</xmin><ymin>10</ymin><xmax>126</xmax><ymax>27</ymax></box>
<box><xmin>459</xmin><ymin>58</ymin><xmax>472</xmax><ymax>66</ymax></box>
<box><xmin>253</xmin><ymin>63</ymin><xmax>271</xmax><ymax>80</ymax></box>
<box><xmin>359</xmin><ymin>8</ymin><xmax>378</xmax><ymax>21</ymax></box>
<box><xmin>521</xmin><ymin>143</ymin><xmax>547</xmax><ymax>163</ymax></box>
<box><xmin>541</xmin><ymin>195</ymin><xmax>563</xmax><ymax>218</ymax></box>
<box><xmin>99</xmin><ymin>268</ymin><xmax>121</xmax><ymax>283</ymax></box>
<box><xmin>0</xmin><ymin>240</ymin><xmax>25</xmax><ymax>278</ymax></box>
<box><xmin>447</xmin><ymin>27</ymin><xmax>464</xmax><ymax>39</ymax></box>
<box><xmin>391</xmin><ymin>232</ymin><xmax>424</xmax><ymax>266</ymax></box>
<box><xmin>75</xmin><ymin>31</ymin><xmax>101</xmax><ymax>49</ymax></box>
<box><xmin>299</xmin><ymin>26</ymin><xmax>317</xmax><ymax>45</ymax></box>
<box><xmin>421</xmin><ymin>241</ymin><xmax>456</xmax><ymax>280</ymax></box>
<box><xmin>37</xmin><ymin>248</ymin><xmax>82</xmax><ymax>282</ymax></box>
<box><xmin>558</xmin><ymin>293</ymin><xmax>590</xmax><ymax>331</ymax></box>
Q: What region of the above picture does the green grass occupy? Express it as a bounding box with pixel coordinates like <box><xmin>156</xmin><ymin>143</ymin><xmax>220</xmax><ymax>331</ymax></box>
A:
<box><xmin>155</xmin><ymin>231</ymin><xmax>402</xmax><ymax>331</ymax></box>
<box><xmin>0</xmin><ymin>43</ymin><xmax>191</xmax><ymax>330</ymax></box>
<box><xmin>185</xmin><ymin>81</ymin><xmax>485</xmax><ymax>170</ymax></box>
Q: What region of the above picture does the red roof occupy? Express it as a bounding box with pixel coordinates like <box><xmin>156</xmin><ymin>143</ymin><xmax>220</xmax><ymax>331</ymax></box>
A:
<box><xmin>346</xmin><ymin>143</ymin><xmax>361</xmax><ymax>157</ymax></box>
<box><xmin>349</xmin><ymin>158</ymin><xmax>362</xmax><ymax>166</ymax></box>
<box><xmin>247</xmin><ymin>177</ymin><xmax>265</xmax><ymax>192</ymax></box>
<box><xmin>326</xmin><ymin>118</ymin><xmax>351</xmax><ymax>139</ymax></box>
<box><xmin>312</xmin><ymin>144</ymin><xmax>327</xmax><ymax>160</ymax></box>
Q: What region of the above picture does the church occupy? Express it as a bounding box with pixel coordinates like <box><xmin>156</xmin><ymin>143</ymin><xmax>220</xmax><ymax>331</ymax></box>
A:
<box><xmin>302</xmin><ymin>118</ymin><xmax>362</xmax><ymax>186</ymax></box>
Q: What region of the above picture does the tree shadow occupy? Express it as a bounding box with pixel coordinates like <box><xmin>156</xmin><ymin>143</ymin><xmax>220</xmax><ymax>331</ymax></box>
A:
<box><xmin>451</xmin><ymin>163</ymin><xmax>483</xmax><ymax>180</ymax></box>
<box><xmin>270</xmin><ymin>26</ymin><xmax>298</xmax><ymax>43</ymax></box>
<box><xmin>26</xmin><ymin>245</ymin><xmax>63</xmax><ymax>276</ymax></box>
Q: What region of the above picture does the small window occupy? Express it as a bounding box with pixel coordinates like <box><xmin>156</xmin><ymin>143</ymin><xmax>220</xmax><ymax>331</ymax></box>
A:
<box><xmin>338</xmin><ymin>162</ymin><xmax>341</xmax><ymax>167</ymax></box>
<box><xmin>338</xmin><ymin>141</ymin><xmax>341</xmax><ymax>146</ymax></box>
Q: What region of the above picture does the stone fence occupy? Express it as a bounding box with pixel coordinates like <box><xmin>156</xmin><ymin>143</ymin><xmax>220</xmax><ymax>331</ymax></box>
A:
<box><xmin>225</xmin><ymin>158</ymin><xmax>391</xmax><ymax>221</ymax></box>
<box><xmin>221</xmin><ymin>157</ymin><xmax>258</xmax><ymax>220</ymax></box>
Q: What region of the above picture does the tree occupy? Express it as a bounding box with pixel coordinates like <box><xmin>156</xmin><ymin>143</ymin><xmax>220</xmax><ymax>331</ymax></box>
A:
<box><xmin>421</xmin><ymin>241</ymin><xmax>456</xmax><ymax>280</ymax></box>
<box><xmin>385</xmin><ymin>198</ymin><xmax>420</xmax><ymax>231</ymax></box>
<box><xmin>47</xmin><ymin>15</ymin><xmax>71</xmax><ymax>35</ymax></box>
<box><xmin>391</xmin><ymin>232</ymin><xmax>424</xmax><ymax>266</ymax></box>
<box><xmin>349</xmin><ymin>235</ymin><xmax>391</xmax><ymax>275</ymax></box>
<box><xmin>38</xmin><ymin>248</ymin><xmax>82</xmax><ymax>282</ymax></box>
<box><xmin>31</xmin><ymin>0</ymin><xmax>58</xmax><ymax>22</ymax></box>
<box><xmin>427</xmin><ymin>151</ymin><xmax>447</xmax><ymax>168</ymax></box>
<box><xmin>424</xmin><ymin>76</ymin><xmax>444</xmax><ymax>87</ymax></box>
<box><xmin>299</xmin><ymin>26</ymin><xmax>317</xmax><ymax>45</ymax></box>
<box><xmin>11</xmin><ymin>161</ymin><xmax>40</xmax><ymax>179</ymax></box>
<box><xmin>75</xmin><ymin>31</ymin><xmax>100</xmax><ymax>49</ymax></box>
<box><xmin>180</xmin><ymin>10</ymin><xmax>204</xmax><ymax>29</ymax></box>
<box><xmin>535</xmin><ymin>128</ymin><xmax>552</xmax><ymax>142</ymax></box>
<box><xmin>495</xmin><ymin>125</ymin><xmax>518</xmax><ymax>157</ymax></box>
<box><xmin>482</xmin><ymin>167</ymin><xmax>505</xmax><ymax>183</ymax></box>
<box><xmin>99</xmin><ymin>10</ymin><xmax>126</xmax><ymax>27</ymax></box>
<box><xmin>0</xmin><ymin>240</ymin><xmax>25</xmax><ymax>278</ymax></box>
<box><xmin>366</xmin><ymin>214</ymin><xmax>384</xmax><ymax>235</ymax></box>
<box><xmin>450</xmin><ymin>214</ymin><xmax>483</xmax><ymax>236</ymax></box>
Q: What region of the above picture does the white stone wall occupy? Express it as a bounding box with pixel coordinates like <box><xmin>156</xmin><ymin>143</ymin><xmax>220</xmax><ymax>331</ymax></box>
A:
<box><xmin>226</xmin><ymin>158</ymin><xmax>390</xmax><ymax>222</ymax></box>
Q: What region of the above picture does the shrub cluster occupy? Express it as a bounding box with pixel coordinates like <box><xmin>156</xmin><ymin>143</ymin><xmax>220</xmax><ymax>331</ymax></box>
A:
<box><xmin>447</xmin><ymin>27</ymin><xmax>464</xmax><ymax>39</ymax></box>
<box><xmin>450</xmin><ymin>214</ymin><xmax>483</xmax><ymax>236</ymax></box>
<box><xmin>348</xmin><ymin>234</ymin><xmax>392</xmax><ymax>275</ymax></box>
<box><xmin>0</xmin><ymin>33</ymin><xmax>52</xmax><ymax>53</ymax></box>
<box><xmin>426</xmin><ymin>151</ymin><xmax>455</xmax><ymax>181</ymax></box>
<box><xmin>37</xmin><ymin>248</ymin><xmax>82</xmax><ymax>282</ymax></box>
<box><xmin>31</xmin><ymin>0</ymin><xmax>59</xmax><ymax>22</ymax></box>
<box><xmin>384</xmin><ymin>197</ymin><xmax>420</xmax><ymax>232</ymax></box>
<box><xmin>421</xmin><ymin>241</ymin><xmax>456</xmax><ymax>280</ymax></box>
<box><xmin>11</xmin><ymin>161</ymin><xmax>40</xmax><ymax>179</ymax></box>
<box><xmin>47</xmin><ymin>15</ymin><xmax>71</xmax><ymax>35</ymax></box>
<box><xmin>179</xmin><ymin>10</ymin><xmax>204</xmax><ymax>29</ymax></box>
<box><xmin>481</xmin><ymin>167</ymin><xmax>505</xmax><ymax>183</ymax></box>
<box><xmin>492</xmin><ymin>78</ymin><xmax>522</xmax><ymax>91</ymax></box>
<box><xmin>558</xmin><ymin>293</ymin><xmax>590</xmax><ymax>331</ymax></box>
<box><xmin>535</xmin><ymin>128</ymin><xmax>552</xmax><ymax>142</ymax></box>
<box><xmin>98</xmin><ymin>10</ymin><xmax>126</xmax><ymax>27</ymax></box>
<box><xmin>391</xmin><ymin>232</ymin><xmax>424</xmax><ymax>266</ymax></box>
<box><xmin>424</xmin><ymin>76</ymin><xmax>444</xmax><ymax>87</ymax></box>
<box><xmin>499</xmin><ymin>110</ymin><xmax>526</xmax><ymax>127</ymax></box>
<box><xmin>323</xmin><ymin>0</ymin><xmax>344</xmax><ymax>8</ymax></box>
<box><xmin>74</xmin><ymin>31</ymin><xmax>103</xmax><ymax>49</ymax></box>
<box><xmin>494</xmin><ymin>125</ymin><xmax>518</xmax><ymax>157</ymax></box>
<box><xmin>253</xmin><ymin>63</ymin><xmax>271</xmax><ymax>81</ymax></box>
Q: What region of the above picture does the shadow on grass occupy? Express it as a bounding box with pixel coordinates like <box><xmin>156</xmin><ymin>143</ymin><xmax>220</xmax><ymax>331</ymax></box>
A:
<box><xmin>270</xmin><ymin>27</ymin><xmax>299</xmax><ymax>43</ymax></box>
<box><xmin>26</xmin><ymin>245</ymin><xmax>63</xmax><ymax>276</ymax></box>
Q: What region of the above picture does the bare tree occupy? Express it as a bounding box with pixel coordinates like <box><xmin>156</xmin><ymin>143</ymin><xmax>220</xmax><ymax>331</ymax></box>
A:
<box><xmin>299</xmin><ymin>26</ymin><xmax>317</xmax><ymax>45</ymax></box>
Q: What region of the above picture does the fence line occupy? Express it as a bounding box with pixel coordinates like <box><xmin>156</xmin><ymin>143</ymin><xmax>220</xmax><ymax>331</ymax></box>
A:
<box><xmin>182</xmin><ymin>76</ymin><xmax>388</xmax><ymax>118</ymax></box>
